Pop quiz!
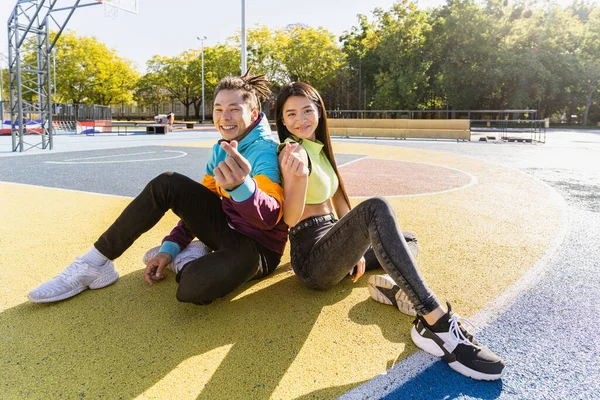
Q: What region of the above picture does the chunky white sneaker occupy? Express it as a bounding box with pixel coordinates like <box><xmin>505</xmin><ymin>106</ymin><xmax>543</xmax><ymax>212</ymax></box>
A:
<box><xmin>411</xmin><ymin>302</ymin><xmax>506</xmax><ymax>380</ymax></box>
<box><xmin>368</xmin><ymin>274</ymin><xmax>417</xmax><ymax>317</ymax></box>
<box><xmin>28</xmin><ymin>258</ymin><xmax>119</xmax><ymax>303</ymax></box>
<box><xmin>143</xmin><ymin>240</ymin><xmax>211</xmax><ymax>274</ymax></box>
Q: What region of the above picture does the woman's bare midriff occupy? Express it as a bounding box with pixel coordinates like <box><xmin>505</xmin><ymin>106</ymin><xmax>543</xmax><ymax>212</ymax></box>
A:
<box><xmin>297</xmin><ymin>200</ymin><xmax>335</xmax><ymax>224</ymax></box>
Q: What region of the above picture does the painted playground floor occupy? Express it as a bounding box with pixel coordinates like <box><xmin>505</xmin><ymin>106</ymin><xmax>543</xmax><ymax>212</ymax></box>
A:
<box><xmin>0</xmin><ymin>129</ymin><xmax>599</xmax><ymax>399</ymax></box>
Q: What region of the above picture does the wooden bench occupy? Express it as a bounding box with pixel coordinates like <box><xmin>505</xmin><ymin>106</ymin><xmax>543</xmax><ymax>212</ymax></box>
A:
<box><xmin>327</xmin><ymin>119</ymin><xmax>470</xmax><ymax>141</ymax></box>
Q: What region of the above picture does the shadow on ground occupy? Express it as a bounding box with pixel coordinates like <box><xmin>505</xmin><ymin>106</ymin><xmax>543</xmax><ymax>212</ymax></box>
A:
<box><xmin>2</xmin><ymin>266</ymin><xmax>415</xmax><ymax>399</ymax></box>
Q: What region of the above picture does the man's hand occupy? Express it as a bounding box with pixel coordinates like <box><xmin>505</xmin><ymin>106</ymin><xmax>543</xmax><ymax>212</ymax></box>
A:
<box><xmin>279</xmin><ymin>142</ymin><xmax>309</xmax><ymax>177</ymax></box>
<box><xmin>214</xmin><ymin>140</ymin><xmax>252</xmax><ymax>191</ymax></box>
<box><xmin>144</xmin><ymin>252</ymin><xmax>172</xmax><ymax>285</ymax></box>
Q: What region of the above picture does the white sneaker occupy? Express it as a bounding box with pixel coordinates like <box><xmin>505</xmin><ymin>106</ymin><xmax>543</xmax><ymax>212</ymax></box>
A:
<box><xmin>368</xmin><ymin>274</ymin><xmax>417</xmax><ymax>317</ymax></box>
<box><xmin>28</xmin><ymin>258</ymin><xmax>119</xmax><ymax>303</ymax></box>
<box><xmin>143</xmin><ymin>240</ymin><xmax>211</xmax><ymax>274</ymax></box>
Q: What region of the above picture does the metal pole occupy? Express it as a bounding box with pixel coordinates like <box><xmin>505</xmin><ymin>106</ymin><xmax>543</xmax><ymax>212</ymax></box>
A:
<box><xmin>45</xmin><ymin>24</ymin><xmax>53</xmax><ymax>149</ymax></box>
<box><xmin>358</xmin><ymin>56</ymin><xmax>361</xmax><ymax>111</ymax></box>
<box><xmin>53</xmin><ymin>51</ymin><xmax>56</xmax><ymax>104</ymax></box>
<box><xmin>35</xmin><ymin>14</ymin><xmax>46</xmax><ymax>149</ymax></box>
<box><xmin>241</xmin><ymin>0</ymin><xmax>246</xmax><ymax>73</ymax></box>
<box><xmin>197</xmin><ymin>36</ymin><xmax>207</xmax><ymax>123</ymax></box>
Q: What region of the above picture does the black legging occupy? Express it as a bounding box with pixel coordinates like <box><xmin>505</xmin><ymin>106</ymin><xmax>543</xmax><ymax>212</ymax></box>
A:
<box><xmin>289</xmin><ymin>197</ymin><xmax>440</xmax><ymax>316</ymax></box>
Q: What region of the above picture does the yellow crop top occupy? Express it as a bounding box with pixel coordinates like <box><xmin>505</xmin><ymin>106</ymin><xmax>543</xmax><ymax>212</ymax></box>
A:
<box><xmin>281</xmin><ymin>137</ymin><xmax>339</xmax><ymax>204</ymax></box>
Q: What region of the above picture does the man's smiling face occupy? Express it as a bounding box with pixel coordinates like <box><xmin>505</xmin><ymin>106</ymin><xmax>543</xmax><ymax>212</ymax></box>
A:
<box><xmin>212</xmin><ymin>89</ymin><xmax>258</xmax><ymax>142</ymax></box>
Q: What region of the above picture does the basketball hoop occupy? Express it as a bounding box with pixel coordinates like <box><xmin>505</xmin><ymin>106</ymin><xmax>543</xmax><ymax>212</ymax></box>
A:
<box><xmin>97</xmin><ymin>0</ymin><xmax>139</xmax><ymax>19</ymax></box>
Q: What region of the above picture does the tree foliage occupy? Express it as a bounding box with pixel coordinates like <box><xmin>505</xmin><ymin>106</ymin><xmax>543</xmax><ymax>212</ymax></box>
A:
<box><xmin>138</xmin><ymin>43</ymin><xmax>240</xmax><ymax>119</ymax></box>
<box><xmin>371</xmin><ymin>0</ymin><xmax>433</xmax><ymax>109</ymax></box>
<box><xmin>242</xmin><ymin>25</ymin><xmax>345</xmax><ymax>90</ymax></box>
<box><xmin>52</xmin><ymin>31</ymin><xmax>138</xmax><ymax>105</ymax></box>
<box><xmin>281</xmin><ymin>26</ymin><xmax>345</xmax><ymax>90</ymax></box>
<box><xmin>335</xmin><ymin>0</ymin><xmax>600</xmax><ymax>123</ymax></box>
<box><xmin>42</xmin><ymin>1</ymin><xmax>599</xmax><ymax>125</ymax></box>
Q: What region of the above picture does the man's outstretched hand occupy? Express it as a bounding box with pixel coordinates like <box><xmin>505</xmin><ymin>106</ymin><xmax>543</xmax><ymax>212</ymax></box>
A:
<box><xmin>144</xmin><ymin>252</ymin><xmax>172</xmax><ymax>285</ymax></box>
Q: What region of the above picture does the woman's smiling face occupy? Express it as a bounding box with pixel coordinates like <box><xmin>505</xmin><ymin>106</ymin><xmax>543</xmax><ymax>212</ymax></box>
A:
<box><xmin>281</xmin><ymin>95</ymin><xmax>320</xmax><ymax>141</ymax></box>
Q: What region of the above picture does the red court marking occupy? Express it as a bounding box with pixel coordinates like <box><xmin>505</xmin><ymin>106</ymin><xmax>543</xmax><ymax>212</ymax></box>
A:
<box><xmin>339</xmin><ymin>158</ymin><xmax>473</xmax><ymax>197</ymax></box>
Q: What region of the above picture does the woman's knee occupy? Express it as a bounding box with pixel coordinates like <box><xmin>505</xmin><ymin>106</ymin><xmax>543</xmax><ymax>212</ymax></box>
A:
<box><xmin>364</xmin><ymin>196</ymin><xmax>392</xmax><ymax>214</ymax></box>
<box><xmin>359</xmin><ymin>197</ymin><xmax>397</xmax><ymax>224</ymax></box>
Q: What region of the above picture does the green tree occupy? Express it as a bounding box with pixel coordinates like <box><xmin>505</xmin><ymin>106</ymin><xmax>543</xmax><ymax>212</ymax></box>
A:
<box><xmin>134</xmin><ymin>72</ymin><xmax>169</xmax><ymax>116</ymax></box>
<box><xmin>145</xmin><ymin>51</ymin><xmax>199</xmax><ymax>120</ymax></box>
<box><xmin>1</xmin><ymin>67</ymin><xmax>7</xmax><ymax>116</ymax></box>
<box><xmin>428</xmin><ymin>0</ymin><xmax>503</xmax><ymax>110</ymax></box>
<box><xmin>281</xmin><ymin>25</ymin><xmax>345</xmax><ymax>91</ymax></box>
<box><xmin>496</xmin><ymin>3</ymin><xmax>582</xmax><ymax>118</ymax></box>
<box><xmin>141</xmin><ymin>44</ymin><xmax>240</xmax><ymax>120</ymax></box>
<box><xmin>370</xmin><ymin>0</ymin><xmax>433</xmax><ymax>109</ymax></box>
<box><xmin>51</xmin><ymin>31</ymin><xmax>138</xmax><ymax>105</ymax></box>
<box><xmin>340</xmin><ymin>14</ymin><xmax>382</xmax><ymax>109</ymax></box>
<box><xmin>235</xmin><ymin>25</ymin><xmax>344</xmax><ymax>90</ymax></box>
<box><xmin>579</xmin><ymin>7</ymin><xmax>600</xmax><ymax>125</ymax></box>
<box><xmin>246</xmin><ymin>25</ymin><xmax>287</xmax><ymax>86</ymax></box>
<box><xmin>196</xmin><ymin>43</ymin><xmax>241</xmax><ymax>118</ymax></box>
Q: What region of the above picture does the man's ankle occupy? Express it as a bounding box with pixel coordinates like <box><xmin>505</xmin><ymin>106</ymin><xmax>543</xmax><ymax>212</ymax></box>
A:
<box><xmin>81</xmin><ymin>247</ymin><xmax>109</xmax><ymax>268</ymax></box>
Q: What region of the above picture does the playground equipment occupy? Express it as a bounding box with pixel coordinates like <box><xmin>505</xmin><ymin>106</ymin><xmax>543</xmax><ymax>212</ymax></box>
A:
<box><xmin>7</xmin><ymin>0</ymin><xmax>138</xmax><ymax>152</ymax></box>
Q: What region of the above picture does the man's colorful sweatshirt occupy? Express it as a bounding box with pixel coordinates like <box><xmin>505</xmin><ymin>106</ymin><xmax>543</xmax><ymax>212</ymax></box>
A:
<box><xmin>159</xmin><ymin>114</ymin><xmax>288</xmax><ymax>258</ymax></box>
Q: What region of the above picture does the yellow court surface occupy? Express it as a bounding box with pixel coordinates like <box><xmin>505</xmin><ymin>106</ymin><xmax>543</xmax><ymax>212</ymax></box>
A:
<box><xmin>0</xmin><ymin>142</ymin><xmax>562</xmax><ymax>399</ymax></box>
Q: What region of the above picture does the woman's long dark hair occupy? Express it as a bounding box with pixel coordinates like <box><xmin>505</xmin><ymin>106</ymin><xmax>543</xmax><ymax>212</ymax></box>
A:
<box><xmin>275</xmin><ymin>82</ymin><xmax>351</xmax><ymax>209</ymax></box>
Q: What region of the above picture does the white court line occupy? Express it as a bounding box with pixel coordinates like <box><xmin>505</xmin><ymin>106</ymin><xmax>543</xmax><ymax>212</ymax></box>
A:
<box><xmin>336</xmin><ymin>155</ymin><xmax>368</xmax><ymax>167</ymax></box>
<box><xmin>340</xmin><ymin>167</ymin><xmax>569</xmax><ymax>400</ymax></box>
<box><xmin>62</xmin><ymin>151</ymin><xmax>157</xmax><ymax>161</ymax></box>
<box><xmin>44</xmin><ymin>150</ymin><xmax>187</xmax><ymax>164</ymax></box>
<box><xmin>339</xmin><ymin>157</ymin><xmax>478</xmax><ymax>198</ymax></box>
<box><xmin>0</xmin><ymin>180</ymin><xmax>134</xmax><ymax>200</ymax></box>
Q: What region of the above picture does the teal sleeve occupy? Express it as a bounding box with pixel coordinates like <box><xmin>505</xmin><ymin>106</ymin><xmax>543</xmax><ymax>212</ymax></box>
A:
<box><xmin>225</xmin><ymin>175</ymin><xmax>256</xmax><ymax>202</ymax></box>
<box><xmin>158</xmin><ymin>241</ymin><xmax>180</xmax><ymax>259</ymax></box>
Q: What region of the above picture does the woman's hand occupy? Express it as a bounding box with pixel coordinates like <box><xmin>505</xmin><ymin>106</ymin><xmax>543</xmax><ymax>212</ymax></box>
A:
<box><xmin>349</xmin><ymin>256</ymin><xmax>366</xmax><ymax>282</ymax></box>
<box><xmin>278</xmin><ymin>142</ymin><xmax>309</xmax><ymax>227</ymax></box>
<box><xmin>280</xmin><ymin>142</ymin><xmax>309</xmax><ymax>177</ymax></box>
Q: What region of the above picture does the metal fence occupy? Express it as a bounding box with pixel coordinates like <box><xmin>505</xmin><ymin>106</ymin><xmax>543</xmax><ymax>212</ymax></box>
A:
<box><xmin>53</xmin><ymin>103</ymin><xmax>112</xmax><ymax>122</ymax></box>
<box><xmin>326</xmin><ymin>109</ymin><xmax>539</xmax><ymax>120</ymax></box>
<box><xmin>1</xmin><ymin>101</ymin><xmax>111</xmax><ymax>125</ymax></box>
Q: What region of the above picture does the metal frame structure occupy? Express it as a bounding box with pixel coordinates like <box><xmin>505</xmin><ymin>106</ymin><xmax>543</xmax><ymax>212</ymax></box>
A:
<box><xmin>7</xmin><ymin>0</ymin><xmax>101</xmax><ymax>152</ymax></box>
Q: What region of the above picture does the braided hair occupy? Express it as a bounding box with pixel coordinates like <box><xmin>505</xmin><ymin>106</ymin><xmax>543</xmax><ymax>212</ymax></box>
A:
<box><xmin>214</xmin><ymin>67</ymin><xmax>270</xmax><ymax>112</ymax></box>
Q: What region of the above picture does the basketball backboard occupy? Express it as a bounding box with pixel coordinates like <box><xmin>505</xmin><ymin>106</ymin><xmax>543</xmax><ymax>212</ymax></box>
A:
<box><xmin>97</xmin><ymin>0</ymin><xmax>139</xmax><ymax>18</ymax></box>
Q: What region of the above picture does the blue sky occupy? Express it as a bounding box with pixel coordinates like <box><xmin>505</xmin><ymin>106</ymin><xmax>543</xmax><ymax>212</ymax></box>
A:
<box><xmin>1</xmin><ymin>0</ymin><xmax>445</xmax><ymax>71</ymax></box>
